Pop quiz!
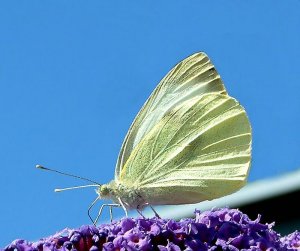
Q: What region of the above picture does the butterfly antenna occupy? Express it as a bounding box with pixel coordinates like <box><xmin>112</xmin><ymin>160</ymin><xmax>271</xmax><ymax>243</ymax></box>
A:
<box><xmin>36</xmin><ymin>164</ymin><xmax>101</xmax><ymax>185</ymax></box>
<box><xmin>55</xmin><ymin>184</ymin><xmax>100</xmax><ymax>192</ymax></box>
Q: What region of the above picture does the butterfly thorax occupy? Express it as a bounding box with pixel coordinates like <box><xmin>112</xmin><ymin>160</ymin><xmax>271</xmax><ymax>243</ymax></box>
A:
<box><xmin>97</xmin><ymin>181</ymin><xmax>146</xmax><ymax>209</ymax></box>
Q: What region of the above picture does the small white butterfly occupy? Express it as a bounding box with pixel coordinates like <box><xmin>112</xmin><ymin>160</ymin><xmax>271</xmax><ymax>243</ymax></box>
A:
<box><xmin>38</xmin><ymin>52</ymin><xmax>251</xmax><ymax>224</ymax></box>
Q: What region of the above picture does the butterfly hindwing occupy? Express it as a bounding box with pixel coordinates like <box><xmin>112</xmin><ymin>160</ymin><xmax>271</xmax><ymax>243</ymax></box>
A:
<box><xmin>119</xmin><ymin>93</ymin><xmax>251</xmax><ymax>204</ymax></box>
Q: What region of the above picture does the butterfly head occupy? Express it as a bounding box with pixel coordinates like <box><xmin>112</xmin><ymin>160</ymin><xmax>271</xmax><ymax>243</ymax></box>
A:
<box><xmin>97</xmin><ymin>182</ymin><xmax>116</xmax><ymax>199</ymax></box>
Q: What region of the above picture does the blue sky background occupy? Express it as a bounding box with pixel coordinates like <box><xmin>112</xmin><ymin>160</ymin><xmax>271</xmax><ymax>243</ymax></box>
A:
<box><xmin>1</xmin><ymin>1</ymin><xmax>300</xmax><ymax>247</ymax></box>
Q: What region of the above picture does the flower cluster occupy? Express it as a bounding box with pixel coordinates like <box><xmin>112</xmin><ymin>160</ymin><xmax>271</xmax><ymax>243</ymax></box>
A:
<box><xmin>2</xmin><ymin>208</ymin><xmax>299</xmax><ymax>251</ymax></box>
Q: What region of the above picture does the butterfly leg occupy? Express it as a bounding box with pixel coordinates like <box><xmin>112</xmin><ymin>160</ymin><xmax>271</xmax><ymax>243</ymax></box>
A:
<box><xmin>88</xmin><ymin>196</ymin><xmax>100</xmax><ymax>225</ymax></box>
<box><xmin>94</xmin><ymin>203</ymin><xmax>120</xmax><ymax>225</ymax></box>
<box><xmin>118</xmin><ymin>197</ymin><xmax>128</xmax><ymax>217</ymax></box>
<box><xmin>94</xmin><ymin>204</ymin><xmax>105</xmax><ymax>225</ymax></box>
<box><xmin>108</xmin><ymin>205</ymin><xmax>118</xmax><ymax>222</ymax></box>
<box><xmin>109</xmin><ymin>205</ymin><xmax>113</xmax><ymax>222</ymax></box>
<box><xmin>149</xmin><ymin>205</ymin><xmax>161</xmax><ymax>218</ymax></box>
<box><xmin>136</xmin><ymin>205</ymin><xmax>145</xmax><ymax>218</ymax></box>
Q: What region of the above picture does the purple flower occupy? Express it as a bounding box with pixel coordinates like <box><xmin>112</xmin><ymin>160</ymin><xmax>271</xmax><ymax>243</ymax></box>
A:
<box><xmin>281</xmin><ymin>230</ymin><xmax>300</xmax><ymax>250</ymax></box>
<box><xmin>2</xmin><ymin>208</ymin><xmax>299</xmax><ymax>250</ymax></box>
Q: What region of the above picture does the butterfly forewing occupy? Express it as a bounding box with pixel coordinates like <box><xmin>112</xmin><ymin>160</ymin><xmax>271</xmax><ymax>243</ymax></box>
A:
<box><xmin>115</xmin><ymin>52</ymin><xmax>227</xmax><ymax>182</ymax></box>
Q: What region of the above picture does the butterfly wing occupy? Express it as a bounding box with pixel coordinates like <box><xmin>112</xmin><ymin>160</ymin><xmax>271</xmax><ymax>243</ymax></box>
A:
<box><xmin>115</xmin><ymin>52</ymin><xmax>226</xmax><ymax>182</ymax></box>
<box><xmin>119</xmin><ymin>93</ymin><xmax>251</xmax><ymax>204</ymax></box>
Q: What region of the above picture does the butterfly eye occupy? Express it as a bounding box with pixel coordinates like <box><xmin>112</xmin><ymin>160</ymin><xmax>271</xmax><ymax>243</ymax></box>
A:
<box><xmin>100</xmin><ymin>185</ymin><xmax>110</xmax><ymax>196</ymax></box>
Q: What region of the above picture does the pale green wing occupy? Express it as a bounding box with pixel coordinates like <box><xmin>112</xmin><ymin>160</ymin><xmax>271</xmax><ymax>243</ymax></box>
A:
<box><xmin>119</xmin><ymin>93</ymin><xmax>251</xmax><ymax>204</ymax></box>
<box><xmin>115</xmin><ymin>52</ymin><xmax>226</xmax><ymax>181</ymax></box>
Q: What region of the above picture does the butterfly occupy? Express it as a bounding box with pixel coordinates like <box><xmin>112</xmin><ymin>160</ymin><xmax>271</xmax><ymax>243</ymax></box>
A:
<box><xmin>38</xmin><ymin>52</ymin><xmax>251</xmax><ymax>224</ymax></box>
